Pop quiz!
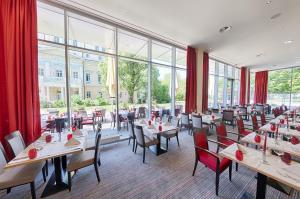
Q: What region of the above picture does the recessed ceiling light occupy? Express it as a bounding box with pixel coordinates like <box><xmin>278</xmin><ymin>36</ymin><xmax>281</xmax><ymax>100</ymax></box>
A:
<box><xmin>270</xmin><ymin>13</ymin><xmax>282</xmax><ymax>20</ymax></box>
<box><xmin>256</xmin><ymin>53</ymin><xmax>263</xmax><ymax>57</ymax></box>
<box><xmin>284</xmin><ymin>40</ymin><xmax>293</xmax><ymax>44</ymax></box>
<box><xmin>219</xmin><ymin>26</ymin><xmax>232</xmax><ymax>33</ymax></box>
<box><xmin>266</xmin><ymin>1</ymin><xmax>272</xmax><ymax>4</ymax></box>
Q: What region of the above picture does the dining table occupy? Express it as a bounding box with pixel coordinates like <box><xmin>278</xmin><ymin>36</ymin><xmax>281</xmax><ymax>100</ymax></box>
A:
<box><xmin>241</xmin><ymin>132</ymin><xmax>300</xmax><ymax>158</ymax></box>
<box><xmin>135</xmin><ymin>120</ymin><xmax>178</xmax><ymax>155</ymax></box>
<box><xmin>259</xmin><ymin>123</ymin><xmax>300</xmax><ymax>138</ymax></box>
<box><xmin>220</xmin><ymin>143</ymin><xmax>300</xmax><ymax>199</ymax></box>
<box><xmin>5</xmin><ymin>131</ymin><xmax>87</xmax><ymax>197</ymax></box>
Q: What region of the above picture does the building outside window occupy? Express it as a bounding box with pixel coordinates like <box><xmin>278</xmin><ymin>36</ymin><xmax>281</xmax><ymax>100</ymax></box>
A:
<box><xmin>86</xmin><ymin>91</ymin><xmax>91</xmax><ymax>98</ymax></box>
<box><xmin>73</xmin><ymin>71</ymin><xmax>78</xmax><ymax>79</ymax></box>
<box><xmin>39</xmin><ymin>68</ymin><xmax>44</xmax><ymax>76</ymax></box>
<box><xmin>56</xmin><ymin>70</ymin><xmax>62</xmax><ymax>77</ymax></box>
<box><xmin>86</xmin><ymin>73</ymin><xmax>91</xmax><ymax>83</ymax></box>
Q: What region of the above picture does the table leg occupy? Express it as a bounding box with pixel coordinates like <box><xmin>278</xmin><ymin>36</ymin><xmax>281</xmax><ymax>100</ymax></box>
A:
<box><xmin>256</xmin><ymin>173</ymin><xmax>267</xmax><ymax>199</ymax></box>
<box><xmin>41</xmin><ymin>156</ymin><xmax>68</xmax><ymax>197</ymax></box>
<box><xmin>149</xmin><ymin>134</ymin><xmax>167</xmax><ymax>156</ymax></box>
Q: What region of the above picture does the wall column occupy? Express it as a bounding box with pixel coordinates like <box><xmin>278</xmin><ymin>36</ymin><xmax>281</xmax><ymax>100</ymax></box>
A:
<box><xmin>196</xmin><ymin>48</ymin><xmax>204</xmax><ymax>113</ymax></box>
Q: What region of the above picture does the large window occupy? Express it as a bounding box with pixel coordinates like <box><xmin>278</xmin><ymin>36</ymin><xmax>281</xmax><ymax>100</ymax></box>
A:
<box><xmin>37</xmin><ymin>2</ymin><xmax>187</xmax><ymax>133</ymax></box>
<box><xmin>208</xmin><ymin>59</ymin><xmax>240</xmax><ymax>108</ymax></box>
<box><xmin>267</xmin><ymin>67</ymin><xmax>300</xmax><ymax>108</ymax></box>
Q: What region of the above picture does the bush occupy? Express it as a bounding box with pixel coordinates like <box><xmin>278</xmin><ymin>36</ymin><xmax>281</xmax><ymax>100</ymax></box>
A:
<box><xmin>71</xmin><ymin>95</ymin><xmax>84</xmax><ymax>106</ymax></box>
<box><xmin>40</xmin><ymin>100</ymin><xmax>50</xmax><ymax>108</ymax></box>
<box><xmin>51</xmin><ymin>100</ymin><xmax>65</xmax><ymax>108</ymax></box>
<box><xmin>83</xmin><ymin>98</ymin><xmax>95</xmax><ymax>107</ymax></box>
<box><xmin>95</xmin><ymin>96</ymin><xmax>109</xmax><ymax>106</ymax></box>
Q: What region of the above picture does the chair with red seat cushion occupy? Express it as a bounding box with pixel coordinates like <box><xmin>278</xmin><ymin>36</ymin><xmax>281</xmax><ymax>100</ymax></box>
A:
<box><xmin>216</xmin><ymin>123</ymin><xmax>238</xmax><ymax>153</ymax></box>
<box><xmin>236</xmin><ymin>118</ymin><xmax>252</xmax><ymax>140</ymax></box>
<box><xmin>251</xmin><ymin>114</ymin><xmax>259</xmax><ymax>132</ymax></box>
<box><xmin>192</xmin><ymin>128</ymin><xmax>232</xmax><ymax>196</ymax></box>
<box><xmin>260</xmin><ymin>113</ymin><xmax>267</xmax><ymax>126</ymax></box>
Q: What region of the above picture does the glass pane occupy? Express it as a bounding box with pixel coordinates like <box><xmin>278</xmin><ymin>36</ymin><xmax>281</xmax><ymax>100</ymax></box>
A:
<box><xmin>218</xmin><ymin>77</ymin><xmax>224</xmax><ymax>107</ymax></box>
<box><xmin>68</xmin><ymin>14</ymin><xmax>115</xmax><ymax>53</ymax></box>
<box><xmin>234</xmin><ymin>80</ymin><xmax>240</xmax><ymax>106</ymax></box>
<box><xmin>152</xmin><ymin>42</ymin><xmax>172</xmax><ymax>65</ymax></box>
<box><xmin>209</xmin><ymin>59</ymin><xmax>215</xmax><ymax>74</ymax></box>
<box><xmin>37</xmin><ymin>2</ymin><xmax>64</xmax><ymax>44</ymax></box>
<box><xmin>176</xmin><ymin>49</ymin><xmax>186</xmax><ymax>68</ymax></box>
<box><xmin>118</xmin><ymin>30</ymin><xmax>148</xmax><ymax>60</ymax></box>
<box><xmin>268</xmin><ymin>69</ymin><xmax>292</xmax><ymax>106</ymax></box>
<box><xmin>152</xmin><ymin>65</ymin><xmax>172</xmax><ymax>119</ymax></box>
<box><xmin>228</xmin><ymin>66</ymin><xmax>233</xmax><ymax>78</ymax></box>
<box><xmin>250</xmin><ymin>72</ymin><xmax>255</xmax><ymax>104</ymax></box>
<box><xmin>118</xmin><ymin>58</ymin><xmax>148</xmax><ymax>118</ymax></box>
<box><xmin>291</xmin><ymin>67</ymin><xmax>300</xmax><ymax>107</ymax></box>
<box><xmin>219</xmin><ymin>63</ymin><xmax>225</xmax><ymax>76</ymax></box>
<box><xmin>175</xmin><ymin>69</ymin><xmax>186</xmax><ymax>114</ymax></box>
<box><xmin>38</xmin><ymin>43</ymin><xmax>68</xmax><ymax>127</ymax></box>
<box><xmin>208</xmin><ymin>74</ymin><xmax>215</xmax><ymax>108</ymax></box>
<box><xmin>235</xmin><ymin>68</ymin><xmax>240</xmax><ymax>80</ymax></box>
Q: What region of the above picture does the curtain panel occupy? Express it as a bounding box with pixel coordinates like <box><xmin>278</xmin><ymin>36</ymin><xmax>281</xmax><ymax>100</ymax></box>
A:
<box><xmin>0</xmin><ymin>0</ymin><xmax>41</xmax><ymax>145</ymax></box>
<box><xmin>254</xmin><ymin>71</ymin><xmax>268</xmax><ymax>104</ymax></box>
<box><xmin>239</xmin><ymin>67</ymin><xmax>247</xmax><ymax>105</ymax></box>
<box><xmin>185</xmin><ymin>46</ymin><xmax>197</xmax><ymax>113</ymax></box>
<box><xmin>201</xmin><ymin>52</ymin><xmax>209</xmax><ymax>112</ymax></box>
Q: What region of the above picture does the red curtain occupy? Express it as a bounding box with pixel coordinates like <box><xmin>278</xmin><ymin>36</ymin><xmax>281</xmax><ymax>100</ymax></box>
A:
<box><xmin>202</xmin><ymin>52</ymin><xmax>209</xmax><ymax>112</ymax></box>
<box><xmin>254</xmin><ymin>71</ymin><xmax>268</xmax><ymax>104</ymax></box>
<box><xmin>185</xmin><ymin>46</ymin><xmax>197</xmax><ymax>113</ymax></box>
<box><xmin>246</xmin><ymin>69</ymin><xmax>250</xmax><ymax>104</ymax></box>
<box><xmin>239</xmin><ymin>67</ymin><xmax>247</xmax><ymax>106</ymax></box>
<box><xmin>0</xmin><ymin>0</ymin><xmax>41</xmax><ymax>145</ymax></box>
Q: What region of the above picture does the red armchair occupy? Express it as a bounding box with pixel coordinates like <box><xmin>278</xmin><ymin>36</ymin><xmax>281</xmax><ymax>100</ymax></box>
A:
<box><xmin>236</xmin><ymin>117</ymin><xmax>252</xmax><ymax>141</ymax></box>
<box><xmin>251</xmin><ymin>114</ymin><xmax>259</xmax><ymax>132</ymax></box>
<box><xmin>260</xmin><ymin>113</ymin><xmax>267</xmax><ymax>126</ymax></box>
<box><xmin>216</xmin><ymin>123</ymin><xmax>238</xmax><ymax>153</ymax></box>
<box><xmin>192</xmin><ymin>128</ymin><xmax>232</xmax><ymax>196</ymax></box>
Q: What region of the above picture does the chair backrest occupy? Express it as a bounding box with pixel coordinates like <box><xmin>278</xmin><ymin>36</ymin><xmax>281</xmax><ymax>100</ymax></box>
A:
<box><xmin>255</xmin><ymin>104</ymin><xmax>264</xmax><ymax>114</ymax></box>
<box><xmin>181</xmin><ymin>113</ymin><xmax>190</xmax><ymax>125</ymax></box>
<box><xmin>134</xmin><ymin>125</ymin><xmax>145</xmax><ymax>146</ymax></box>
<box><xmin>239</xmin><ymin>107</ymin><xmax>247</xmax><ymax>115</ymax></box>
<box><xmin>222</xmin><ymin>110</ymin><xmax>234</xmax><ymax>122</ymax></box>
<box><xmin>139</xmin><ymin>107</ymin><xmax>146</xmax><ymax>118</ymax></box>
<box><xmin>236</xmin><ymin>118</ymin><xmax>245</xmax><ymax>134</ymax></box>
<box><xmin>192</xmin><ymin>115</ymin><xmax>203</xmax><ymax>129</ymax></box>
<box><xmin>0</xmin><ymin>142</ymin><xmax>8</xmax><ymax>174</ymax></box>
<box><xmin>55</xmin><ymin>118</ymin><xmax>66</xmax><ymax>133</ymax></box>
<box><xmin>171</xmin><ymin>117</ymin><xmax>180</xmax><ymax>127</ymax></box>
<box><xmin>127</xmin><ymin>112</ymin><xmax>135</xmax><ymax>122</ymax></box>
<box><xmin>211</xmin><ymin>108</ymin><xmax>219</xmax><ymax>113</ymax></box>
<box><xmin>79</xmin><ymin>110</ymin><xmax>88</xmax><ymax>117</ymax></box>
<box><xmin>101</xmin><ymin>109</ymin><xmax>106</xmax><ymax>117</ymax></box>
<box><xmin>216</xmin><ymin>123</ymin><xmax>228</xmax><ymax>140</ymax></box>
<box><xmin>251</xmin><ymin>114</ymin><xmax>259</xmax><ymax>131</ymax></box>
<box><xmin>261</xmin><ymin>113</ymin><xmax>266</xmax><ymax>126</ymax></box>
<box><xmin>193</xmin><ymin>128</ymin><xmax>209</xmax><ymax>151</ymax></box>
<box><xmin>128</xmin><ymin>121</ymin><xmax>135</xmax><ymax>138</ymax></box>
<box><xmin>94</xmin><ymin>132</ymin><xmax>102</xmax><ymax>164</ymax></box>
<box><xmin>5</xmin><ymin>131</ymin><xmax>26</xmax><ymax>157</ymax></box>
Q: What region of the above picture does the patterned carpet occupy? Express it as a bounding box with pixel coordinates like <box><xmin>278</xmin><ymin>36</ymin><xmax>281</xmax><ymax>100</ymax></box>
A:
<box><xmin>1</xmin><ymin>127</ymin><xmax>299</xmax><ymax>199</ymax></box>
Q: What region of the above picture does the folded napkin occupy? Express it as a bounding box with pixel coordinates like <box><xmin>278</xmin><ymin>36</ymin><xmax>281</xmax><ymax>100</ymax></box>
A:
<box><xmin>147</xmin><ymin>124</ymin><xmax>155</xmax><ymax>129</ymax></box>
<box><xmin>73</xmin><ymin>129</ymin><xmax>83</xmax><ymax>136</ymax></box>
<box><xmin>40</xmin><ymin>133</ymin><xmax>50</xmax><ymax>141</ymax></box>
<box><xmin>237</xmin><ymin>144</ymin><xmax>247</xmax><ymax>154</ymax></box>
<box><xmin>64</xmin><ymin>137</ymin><xmax>80</xmax><ymax>147</ymax></box>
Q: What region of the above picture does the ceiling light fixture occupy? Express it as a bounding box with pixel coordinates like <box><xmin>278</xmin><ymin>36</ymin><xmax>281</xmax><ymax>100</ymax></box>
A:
<box><xmin>284</xmin><ymin>40</ymin><xmax>293</xmax><ymax>44</ymax></box>
<box><xmin>256</xmin><ymin>53</ymin><xmax>263</xmax><ymax>57</ymax></box>
<box><xmin>219</xmin><ymin>26</ymin><xmax>232</xmax><ymax>33</ymax></box>
<box><xmin>266</xmin><ymin>1</ymin><xmax>272</xmax><ymax>4</ymax></box>
<box><xmin>270</xmin><ymin>13</ymin><xmax>282</xmax><ymax>20</ymax></box>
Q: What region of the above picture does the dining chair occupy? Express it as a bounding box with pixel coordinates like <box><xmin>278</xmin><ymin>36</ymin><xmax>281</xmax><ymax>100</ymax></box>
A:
<box><xmin>86</xmin><ymin>122</ymin><xmax>102</xmax><ymax>151</ymax></box>
<box><xmin>211</xmin><ymin>108</ymin><xmax>219</xmax><ymax>114</ymax></box>
<box><xmin>192</xmin><ymin>128</ymin><xmax>232</xmax><ymax>196</ymax></box>
<box><xmin>236</xmin><ymin>117</ymin><xmax>252</xmax><ymax>141</ymax></box>
<box><xmin>67</xmin><ymin>132</ymin><xmax>102</xmax><ymax>191</ymax></box>
<box><xmin>238</xmin><ymin>106</ymin><xmax>248</xmax><ymax>120</ymax></box>
<box><xmin>180</xmin><ymin>113</ymin><xmax>192</xmax><ymax>134</ymax></box>
<box><xmin>5</xmin><ymin>131</ymin><xmax>48</xmax><ymax>177</ymax></box>
<box><xmin>134</xmin><ymin>125</ymin><xmax>159</xmax><ymax>163</ymax></box>
<box><xmin>138</xmin><ymin>107</ymin><xmax>146</xmax><ymax>118</ymax></box>
<box><xmin>222</xmin><ymin>110</ymin><xmax>235</xmax><ymax>128</ymax></box>
<box><xmin>0</xmin><ymin>142</ymin><xmax>45</xmax><ymax>199</ymax></box>
<box><xmin>110</xmin><ymin>112</ymin><xmax>116</xmax><ymax>129</ymax></box>
<box><xmin>81</xmin><ymin>113</ymin><xmax>95</xmax><ymax>131</ymax></box>
<box><xmin>128</xmin><ymin>121</ymin><xmax>136</xmax><ymax>152</ymax></box>
<box><xmin>260</xmin><ymin>113</ymin><xmax>267</xmax><ymax>126</ymax></box>
<box><xmin>162</xmin><ymin>117</ymin><xmax>180</xmax><ymax>150</ymax></box>
<box><xmin>192</xmin><ymin>114</ymin><xmax>203</xmax><ymax>131</ymax></box>
<box><xmin>255</xmin><ymin>104</ymin><xmax>264</xmax><ymax>115</ymax></box>
<box><xmin>251</xmin><ymin>114</ymin><xmax>259</xmax><ymax>132</ymax></box>
<box><xmin>215</xmin><ymin>123</ymin><xmax>238</xmax><ymax>153</ymax></box>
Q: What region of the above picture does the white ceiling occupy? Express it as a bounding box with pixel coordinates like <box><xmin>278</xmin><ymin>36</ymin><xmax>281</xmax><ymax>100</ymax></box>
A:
<box><xmin>57</xmin><ymin>0</ymin><xmax>300</xmax><ymax>70</ymax></box>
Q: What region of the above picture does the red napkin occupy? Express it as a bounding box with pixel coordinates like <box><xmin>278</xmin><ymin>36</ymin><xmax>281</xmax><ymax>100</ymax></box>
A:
<box><xmin>45</xmin><ymin>135</ymin><xmax>52</xmax><ymax>143</ymax></box>
<box><xmin>279</xmin><ymin>119</ymin><xmax>284</xmax><ymax>124</ymax></box>
<box><xmin>235</xmin><ymin>150</ymin><xmax>243</xmax><ymax>161</ymax></box>
<box><xmin>270</xmin><ymin>123</ymin><xmax>276</xmax><ymax>131</ymax></box>
<box><xmin>296</xmin><ymin>126</ymin><xmax>300</xmax><ymax>132</ymax></box>
<box><xmin>281</xmin><ymin>152</ymin><xmax>291</xmax><ymax>165</ymax></box>
<box><xmin>28</xmin><ymin>148</ymin><xmax>37</xmax><ymax>159</ymax></box>
<box><xmin>290</xmin><ymin>136</ymin><xmax>299</xmax><ymax>145</ymax></box>
<box><xmin>254</xmin><ymin>134</ymin><xmax>261</xmax><ymax>143</ymax></box>
<box><xmin>67</xmin><ymin>134</ymin><xmax>73</xmax><ymax>140</ymax></box>
<box><xmin>72</xmin><ymin>126</ymin><xmax>76</xmax><ymax>132</ymax></box>
<box><xmin>158</xmin><ymin>125</ymin><xmax>162</xmax><ymax>132</ymax></box>
<box><xmin>148</xmin><ymin>120</ymin><xmax>152</xmax><ymax>125</ymax></box>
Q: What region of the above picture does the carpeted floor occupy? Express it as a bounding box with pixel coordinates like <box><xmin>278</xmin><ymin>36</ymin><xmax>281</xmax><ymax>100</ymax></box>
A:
<box><xmin>1</xmin><ymin>126</ymin><xmax>299</xmax><ymax>199</ymax></box>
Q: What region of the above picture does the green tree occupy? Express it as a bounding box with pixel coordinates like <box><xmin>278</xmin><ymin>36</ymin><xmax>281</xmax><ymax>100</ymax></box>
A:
<box><xmin>118</xmin><ymin>60</ymin><xmax>147</xmax><ymax>103</ymax></box>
